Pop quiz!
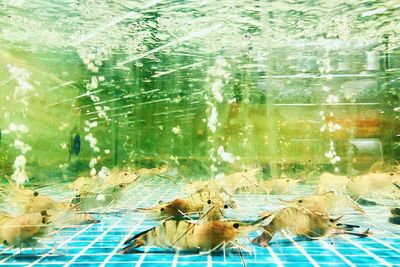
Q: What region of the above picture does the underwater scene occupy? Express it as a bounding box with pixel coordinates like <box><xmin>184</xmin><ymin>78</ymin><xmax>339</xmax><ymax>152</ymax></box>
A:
<box><xmin>0</xmin><ymin>0</ymin><xmax>400</xmax><ymax>266</ymax></box>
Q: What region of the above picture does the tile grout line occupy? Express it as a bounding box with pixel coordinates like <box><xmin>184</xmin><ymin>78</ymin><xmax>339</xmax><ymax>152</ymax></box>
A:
<box><xmin>0</xmin><ymin>225</ymin><xmax>71</xmax><ymax>264</ymax></box>
<box><xmin>63</xmin><ymin>211</ymin><xmax>129</xmax><ymax>267</ymax></box>
<box><xmin>207</xmin><ymin>253</ymin><xmax>212</xmax><ymax>267</ymax></box>
<box><xmin>340</xmin><ymin>236</ymin><xmax>392</xmax><ymax>266</ymax></box>
<box><xmin>28</xmin><ymin>223</ymin><xmax>94</xmax><ymax>267</ymax></box>
<box><xmin>63</xmin><ymin>178</ymin><xmax>163</xmax><ymax>267</ymax></box>
<box><xmin>136</xmin><ymin>180</ymin><xmax>176</xmax><ymax>267</ymax></box>
<box><xmin>135</xmin><ymin>247</ymin><xmax>151</xmax><ymax>267</ymax></box>
<box><xmin>243</xmin><ymin>192</ymin><xmax>285</xmax><ymax>267</ymax></box>
<box><xmin>99</xmin><ymin>182</ymin><xmax>174</xmax><ymax>267</ymax></box>
<box><xmin>266</xmin><ymin>247</ymin><xmax>284</xmax><ymax>267</ymax></box>
<box><xmin>368</xmin><ymin>235</ymin><xmax>400</xmax><ymax>254</ymax></box>
<box><xmin>171</xmin><ymin>251</ymin><xmax>180</xmax><ymax>267</ymax></box>
<box><xmin>283</xmin><ymin>233</ymin><xmax>320</xmax><ymax>267</ymax></box>
<box><xmin>319</xmin><ymin>239</ymin><xmax>356</xmax><ymax>267</ymax></box>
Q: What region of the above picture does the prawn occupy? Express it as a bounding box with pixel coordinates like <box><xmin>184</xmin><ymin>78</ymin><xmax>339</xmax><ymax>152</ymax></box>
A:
<box><xmin>252</xmin><ymin>207</ymin><xmax>368</xmax><ymax>247</ymax></box>
<box><xmin>0</xmin><ymin>210</ymin><xmax>51</xmax><ymax>249</ymax></box>
<box><xmin>199</xmin><ymin>197</ymin><xmax>237</xmax><ymax>223</ymax></box>
<box><xmin>4</xmin><ymin>179</ymin><xmax>98</xmax><ymax>225</ymax></box>
<box><xmin>106</xmin><ymin>169</ymin><xmax>139</xmax><ymax>187</ymax></box>
<box><xmin>136</xmin><ymin>165</ymin><xmax>168</xmax><ymax>176</ymax></box>
<box><xmin>315</xmin><ymin>173</ymin><xmax>349</xmax><ymax>195</ymax></box>
<box><xmin>120</xmin><ymin>216</ymin><xmax>269</xmax><ymax>253</ymax></box>
<box><xmin>259</xmin><ymin>178</ymin><xmax>300</xmax><ymax>195</ymax></box>
<box><xmin>389</xmin><ymin>208</ymin><xmax>400</xmax><ymax>225</ymax></box>
<box><xmin>347</xmin><ymin>172</ymin><xmax>400</xmax><ymax>200</ymax></box>
<box><xmin>280</xmin><ymin>191</ymin><xmax>365</xmax><ymax>216</ymax></box>
<box><xmin>220</xmin><ymin>168</ymin><xmax>262</xmax><ymax>193</ymax></box>
<box><xmin>137</xmin><ymin>188</ymin><xmax>236</xmax><ymax>219</ymax></box>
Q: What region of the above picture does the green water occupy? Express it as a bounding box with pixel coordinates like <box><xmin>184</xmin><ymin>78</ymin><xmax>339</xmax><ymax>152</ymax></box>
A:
<box><xmin>0</xmin><ymin>0</ymin><xmax>399</xmax><ymax>183</ymax></box>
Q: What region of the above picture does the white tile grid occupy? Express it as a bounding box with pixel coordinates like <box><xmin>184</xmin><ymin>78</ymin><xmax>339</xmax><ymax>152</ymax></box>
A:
<box><xmin>63</xmin><ymin>177</ymin><xmax>168</xmax><ymax>267</ymax></box>
<box><xmin>0</xmin><ymin>185</ymin><xmax>77</xmax><ymax>261</ymax></box>
<box><xmin>99</xmin><ymin>181</ymin><xmax>177</xmax><ymax>267</ymax></box>
<box><xmin>318</xmin><ymin>239</ymin><xmax>356</xmax><ymax>267</ymax></box>
<box><xmin>0</xmin><ymin>176</ymin><xmax>159</xmax><ymax>265</ymax></box>
<box><xmin>339</xmin><ymin>235</ymin><xmax>392</xmax><ymax>266</ymax></box>
<box><xmin>0</xmin><ymin>216</ymin><xmax>76</xmax><ymax>264</ymax></box>
<box><xmin>281</xmin><ymin>233</ymin><xmax>320</xmax><ymax>267</ymax></box>
<box><xmin>0</xmin><ymin>181</ymin><xmax>399</xmax><ymax>266</ymax></box>
<box><xmin>26</xmin><ymin>223</ymin><xmax>94</xmax><ymax>267</ymax></box>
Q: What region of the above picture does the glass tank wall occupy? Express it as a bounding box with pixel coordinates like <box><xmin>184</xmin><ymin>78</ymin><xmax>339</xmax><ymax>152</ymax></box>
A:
<box><xmin>0</xmin><ymin>0</ymin><xmax>399</xmax><ymax>266</ymax></box>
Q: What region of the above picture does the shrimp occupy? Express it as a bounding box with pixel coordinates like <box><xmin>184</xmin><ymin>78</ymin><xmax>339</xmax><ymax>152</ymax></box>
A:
<box><xmin>70</xmin><ymin>169</ymin><xmax>137</xmax><ymax>193</ymax></box>
<box><xmin>68</xmin><ymin>176</ymin><xmax>97</xmax><ymax>192</ymax></box>
<box><xmin>199</xmin><ymin>197</ymin><xmax>237</xmax><ymax>223</ymax></box>
<box><xmin>3</xmin><ymin>180</ymin><xmax>98</xmax><ymax>225</ymax></box>
<box><xmin>316</xmin><ymin>173</ymin><xmax>349</xmax><ymax>195</ymax></box>
<box><xmin>281</xmin><ymin>191</ymin><xmax>365</xmax><ymax>216</ymax></box>
<box><xmin>0</xmin><ymin>210</ymin><xmax>51</xmax><ymax>249</ymax></box>
<box><xmin>347</xmin><ymin>172</ymin><xmax>400</xmax><ymax>200</ymax></box>
<box><xmin>252</xmin><ymin>207</ymin><xmax>368</xmax><ymax>247</ymax></box>
<box><xmin>137</xmin><ymin>188</ymin><xmax>236</xmax><ymax>219</ymax></box>
<box><xmin>136</xmin><ymin>165</ymin><xmax>168</xmax><ymax>176</ymax></box>
<box><xmin>71</xmin><ymin>184</ymin><xmax>125</xmax><ymax>210</ymax></box>
<box><xmin>259</xmin><ymin>178</ymin><xmax>300</xmax><ymax>195</ymax></box>
<box><xmin>389</xmin><ymin>208</ymin><xmax>400</xmax><ymax>225</ymax></box>
<box><xmin>106</xmin><ymin>169</ymin><xmax>139</xmax><ymax>187</ymax></box>
<box><xmin>119</xmin><ymin>216</ymin><xmax>268</xmax><ymax>253</ymax></box>
<box><xmin>220</xmin><ymin>168</ymin><xmax>261</xmax><ymax>193</ymax></box>
<box><xmin>13</xmin><ymin>189</ymin><xmax>71</xmax><ymax>214</ymax></box>
<box><xmin>185</xmin><ymin>180</ymin><xmax>211</xmax><ymax>194</ymax></box>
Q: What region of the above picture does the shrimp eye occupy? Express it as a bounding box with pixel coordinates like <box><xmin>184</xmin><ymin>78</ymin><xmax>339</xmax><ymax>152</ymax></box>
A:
<box><xmin>224</xmin><ymin>204</ymin><xmax>229</xmax><ymax>209</ymax></box>
<box><xmin>207</xmin><ymin>200</ymin><xmax>212</xmax><ymax>204</ymax></box>
<box><xmin>125</xmin><ymin>173</ymin><xmax>128</xmax><ymax>176</ymax></box>
<box><xmin>160</xmin><ymin>208</ymin><xmax>165</xmax><ymax>212</ymax></box>
<box><xmin>286</xmin><ymin>179</ymin><xmax>290</xmax><ymax>182</ymax></box>
<box><xmin>33</xmin><ymin>191</ymin><xmax>39</xmax><ymax>197</ymax></box>
<box><xmin>233</xmin><ymin>223</ymin><xmax>239</xmax><ymax>229</ymax></box>
<box><xmin>119</xmin><ymin>184</ymin><xmax>124</xmax><ymax>188</ymax></box>
<box><xmin>298</xmin><ymin>200</ymin><xmax>303</xmax><ymax>203</ymax></box>
<box><xmin>40</xmin><ymin>210</ymin><xmax>47</xmax><ymax>216</ymax></box>
<box><xmin>390</xmin><ymin>173</ymin><xmax>394</xmax><ymax>176</ymax></box>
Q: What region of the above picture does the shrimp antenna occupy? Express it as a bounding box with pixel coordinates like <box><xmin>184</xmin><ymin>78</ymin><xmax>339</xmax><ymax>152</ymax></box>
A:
<box><xmin>239</xmin><ymin>174</ymin><xmax>264</xmax><ymax>193</ymax></box>
<box><xmin>393</xmin><ymin>182</ymin><xmax>400</xmax><ymax>189</ymax></box>
<box><xmin>169</xmin><ymin>204</ymin><xmax>216</xmax><ymax>248</ymax></box>
<box><xmin>237</xmin><ymin>247</ymin><xmax>247</xmax><ymax>267</ymax></box>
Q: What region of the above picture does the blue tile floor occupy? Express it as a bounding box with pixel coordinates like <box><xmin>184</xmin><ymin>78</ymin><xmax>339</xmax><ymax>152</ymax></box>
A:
<box><xmin>0</xmin><ymin>177</ymin><xmax>399</xmax><ymax>266</ymax></box>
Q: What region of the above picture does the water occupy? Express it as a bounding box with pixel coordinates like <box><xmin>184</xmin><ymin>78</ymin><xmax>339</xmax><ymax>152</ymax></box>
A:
<box><xmin>0</xmin><ymin>0</ymin><xmax>399</xmax><ymax>266</ymax></box>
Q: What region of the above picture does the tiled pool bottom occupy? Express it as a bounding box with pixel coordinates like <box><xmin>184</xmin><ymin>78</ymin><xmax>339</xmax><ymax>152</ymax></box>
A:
<box><xmin>0</xmin><ymin>178</ymin><xmax>399</xmax><ymax>267</ymax></box>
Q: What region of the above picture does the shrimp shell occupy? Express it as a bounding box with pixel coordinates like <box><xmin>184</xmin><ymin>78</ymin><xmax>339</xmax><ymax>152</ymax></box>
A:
<box><xmin>120</xmin><ymin>217</ymin><xmax>267</xmax><ymax>253</ymax></box>
<box><xmin>281</xmin><ymin>191</ymin><xmax>365</xmax><ymax>216</ymax></box>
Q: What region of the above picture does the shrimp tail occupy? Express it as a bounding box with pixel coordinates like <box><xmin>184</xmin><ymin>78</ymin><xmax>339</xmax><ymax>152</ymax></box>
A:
<box><xmin>345</xmin><ymin>196</ymin><xmax>366</xmax><ymax>214</ymax></box>
<box><xmin>335</xmin><ymin>223</ymin><xmax>360</xmax><ymax>230</ymax></box>
<box><xmin>252</xmin><ymin>225</ymin><xmax>274</xmax><ymax>247</ymax></box>
<box><xmin>252</xmin><ymin>232</ymin><xmax>272</xmax><ymax>247</ymax></box>
<box><xmin>393</xmin><ymin>182</ymin><xmax>400</xmax><ymax>190</ymax></box>
<box><xmin>251</xmin><ymin>214</ymin><xmax>273</xmax><ymax>225</ymax></box>
<box><xmin>252</xmin><ymin>217</ymin><xmax>277</xmax><ymax>247</ymax></box>
<box><xmin>119</xmin><ymin>239</ymin><xmax>145</xmax><ymax>254</ymax></box>
<box><xmin>329</xmin><ymin>215</ymin><xmax>344</xmax><ymax>224</ymax></box>
<box><xmin>356</xmin><ymin>197</ymin><xmax>377</xmax><ymax>206</ymax></box>
<box><xmin>119</xmin><ymin>228</ymin><xmax>153</xmax><ymax>254</ymax></box>
<box><xmin>135</xmin><ymin>207</ymin><xmax>159</xmax><ymax>213</ymax></box>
